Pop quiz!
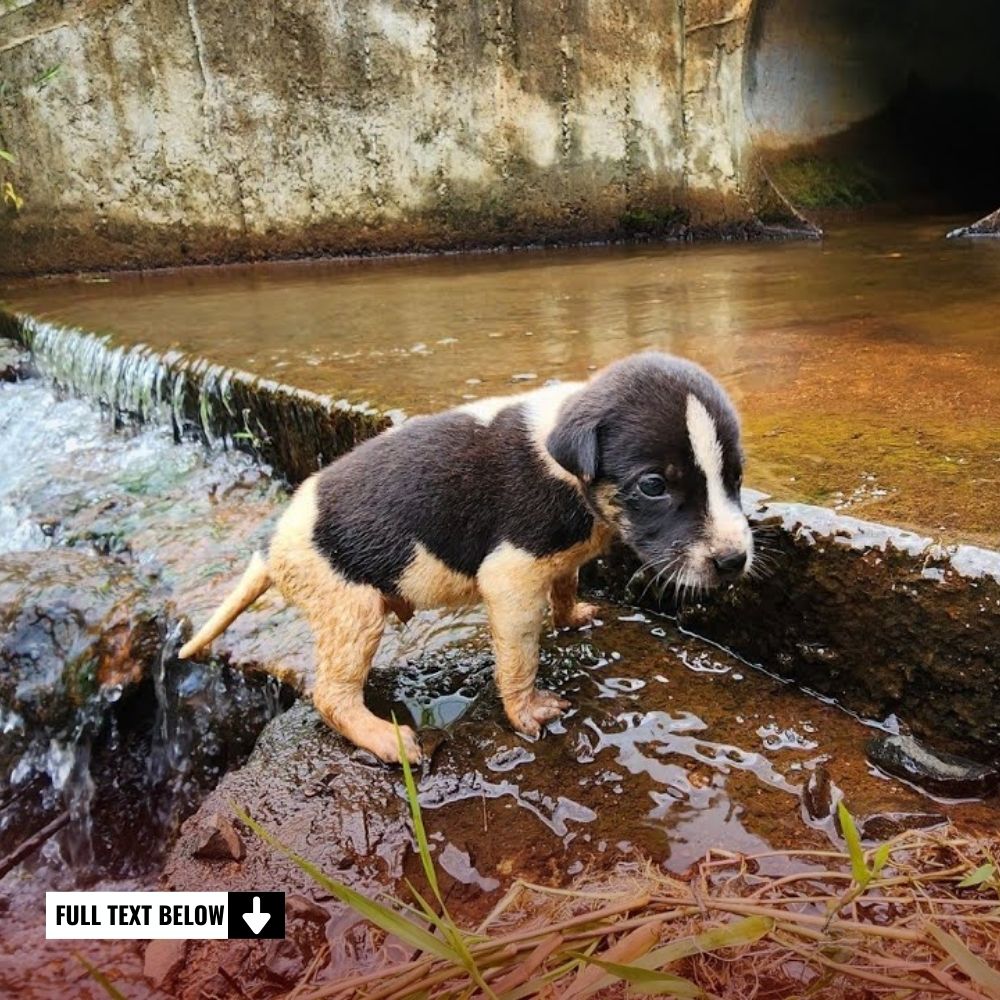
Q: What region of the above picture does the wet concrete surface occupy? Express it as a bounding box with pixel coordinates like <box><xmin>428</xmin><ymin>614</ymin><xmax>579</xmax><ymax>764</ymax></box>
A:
<box><xmin>4</xmin><ymin>216</ymin><xmax>1000</xmax><ymax>545</ymax></box>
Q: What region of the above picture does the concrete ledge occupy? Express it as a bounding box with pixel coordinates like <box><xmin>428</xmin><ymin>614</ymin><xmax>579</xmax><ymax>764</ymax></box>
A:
<box><xmin>589</xmin><ymin>496</ymin><xmax>1000</xmax><ymax>764</ymax></box>
<box><xmin>1</xmin><ymin>311</ymin><xmax>390</xmax><ymax>484</ymax></box>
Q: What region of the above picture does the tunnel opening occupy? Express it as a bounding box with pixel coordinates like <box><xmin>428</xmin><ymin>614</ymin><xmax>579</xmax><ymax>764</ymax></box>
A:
<box><xmin>744</xmin><ymin>0</ymin><xmax>1000</xmax><ymax>226</ymax></box>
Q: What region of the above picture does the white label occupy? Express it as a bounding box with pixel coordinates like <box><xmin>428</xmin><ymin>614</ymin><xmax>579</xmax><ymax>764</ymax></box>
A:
<box><xmin>46</xmin><ymin>891</ymin><xmax>230</xmax><ymax>939</ymax></box>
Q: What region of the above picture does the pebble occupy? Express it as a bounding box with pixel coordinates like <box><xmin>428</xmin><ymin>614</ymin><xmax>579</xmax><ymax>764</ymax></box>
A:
<box><xmin>866</xmin><ymin>733</ymin><xmax>1000</xmax><ymax>799</ymax></box>
<box><xmin>192</xmin><ymin>812</ymin><xmax>246</xmax><ymax>861</ymax></box>
<box><xmin>286</xmin><ymin>894</ymin><xmax>330</xmax><ymax>925</ymax></box>
<box><xmin>802</xmin><ymin>765</ymin><xmax>834</xmax><ymax>820</ymax></box>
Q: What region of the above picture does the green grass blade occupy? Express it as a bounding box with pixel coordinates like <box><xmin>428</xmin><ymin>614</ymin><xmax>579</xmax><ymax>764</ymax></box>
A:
<box><xmin>630</xmin><ymin>915</ymin><xmax>774</xmax><ymax>974</ymax></box>
<box><xmin>394</xmin><ymin>716</ymin><xmax>444</xmax><ymax>909</ymax></box>
<box><xmin>235</xmin><ymin>806</ymin><xmax>460</xmax><ymax>963</ymax></box>
<box><xmin>392</xmin><ymin>722</ymin><xmax>494</xmax><ymax>995</ymax></box>
<box><xmin>75</xmin><ymin>953</ymin><xmax>128</xmax><ymax>1000</ymax></box>
<box><xmin>0</xmin><ymin>149</ymin><xmax>14</xmax><ymax>163</ymax></box>
<box><xmin>871</xmin><ymin>842</ymin><xmax>892</xmax><ymax>878</ymax></box>
<box><xmin>837</xmin><ymin>801</ymin><xmax>871</xmax><ymax>888</ymax></box>
<box><xmin>958</xmin><ymin>863</ymin><xmax>997</xmax><ymax>889</ymax></box>
<box><xmin>566</xmin><ymin>953</ymin><xmax>703</xmax><ymax>997</ymax></box>
<box><xmin>928</xmin><ymin>924</ymin><xmax>1000</xmax><ymax>997</ymax></box>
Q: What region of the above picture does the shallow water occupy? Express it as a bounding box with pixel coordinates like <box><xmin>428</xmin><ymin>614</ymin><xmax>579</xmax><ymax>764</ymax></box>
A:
<box><xmin>4</xmin><ymin>216</ymin><xmax>1000</xmax><ymax>544</ymax></box>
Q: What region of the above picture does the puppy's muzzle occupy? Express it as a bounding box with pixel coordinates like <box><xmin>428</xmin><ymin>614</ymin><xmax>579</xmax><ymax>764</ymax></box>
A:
<box><xmin>712</xmin><ymin>548</ymin><xmax>747</xmax><ymax>580</ymax></box>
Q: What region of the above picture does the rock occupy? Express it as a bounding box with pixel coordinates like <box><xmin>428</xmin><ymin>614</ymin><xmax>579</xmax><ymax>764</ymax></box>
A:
<box><xmin>0</xmin><ymin>342</ymin><xmax>31</xmax><ymax>382</ymax></box>
<box><xmin>286</xmin><ymin>894</ymin><xmax>330</xmax><ymax>925</ymax></box>
<box><xmin>263</xmin><ymin>938</ymin><xmax>306</xmax><ymax>985</ymax></box>
<box><xmin>859</xmin><ymin>811</ymin><xmax>947</xmax><ymax>841</ymax></box>
<box><xmin>192</xmin><ymin>812</ymin><xmax>245</xmax><ymax>862</ymax></box>
<box><xmin>143</xmin><ymin>939</ymin><xmax>187</xmax><ymax>990</ymax></box>
<box><xmin>0</xmin><ymin>550</ymin><xmax>163</xmax><ymax>850</ymax></box>
<box><xmin>948</xmin><ymin>206</ymin><xmax>1000</xmax><ymax>238</ymax></box>
<box><xmin>866</xmin><ymin>734</ymin><xmax>1000</xmax><ymax>799</ymax></box>
<box><xmin>802</xmin><ymin>765</ymin><xmax>835</xmax><ymax>821</ymax></box>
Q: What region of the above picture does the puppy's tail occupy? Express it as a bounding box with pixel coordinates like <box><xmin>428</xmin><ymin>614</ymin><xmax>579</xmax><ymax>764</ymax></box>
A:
<box><xmin>178</xmin><ymin>552</ymin><xmax>272</xmax><ymax>659</ymax></box>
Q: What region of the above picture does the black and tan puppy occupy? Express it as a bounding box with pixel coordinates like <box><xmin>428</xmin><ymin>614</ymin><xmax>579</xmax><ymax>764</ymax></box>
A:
<box><xmin>179</xmin><ymin>352</ymin><xmax>753</xmax><ymax>763</ymax></box>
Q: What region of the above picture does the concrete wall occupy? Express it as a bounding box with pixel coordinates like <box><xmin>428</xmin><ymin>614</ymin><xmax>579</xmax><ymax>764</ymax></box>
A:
<box><xmin>0</xmin><ymin>0</ymin><xmax>778</xmax><ymax>275</ymax></box>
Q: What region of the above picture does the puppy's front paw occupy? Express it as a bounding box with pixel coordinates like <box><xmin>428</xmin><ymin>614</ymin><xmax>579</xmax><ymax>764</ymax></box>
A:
<box><xmin>505</xmin><ymin>688</ymin><xmax>571</xmax><ymax>737</ymax></box>
<box><xmin>554</xmin><ymin>601</ymin><xmax>600</xmax><ymax>629</ymax></box>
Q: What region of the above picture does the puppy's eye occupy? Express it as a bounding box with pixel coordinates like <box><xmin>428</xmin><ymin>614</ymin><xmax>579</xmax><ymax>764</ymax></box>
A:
<box><xmin>637</xmin><ymin>473</ymin><xmax>668</xmax><ymax>498</ymax></box>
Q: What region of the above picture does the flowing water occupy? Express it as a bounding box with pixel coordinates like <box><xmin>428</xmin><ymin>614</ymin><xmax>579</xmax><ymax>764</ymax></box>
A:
<box><xmin>4</xmin><ymin>215</ymin><xmax>1000</xmax><ymax>544</ymax></box>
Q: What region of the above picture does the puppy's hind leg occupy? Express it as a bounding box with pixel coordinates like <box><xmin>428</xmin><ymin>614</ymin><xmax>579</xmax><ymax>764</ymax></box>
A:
<box><xmin>308</xmin><ymin>586</ymin><xmax>421</xmax><ymax>765</ymax></box>
<box><xmin>268</xmin><ymin>476</ymin><xmax>420</xmax><ymax>764</ymax></box>
<box><xmin>478</xmin><ymin>547</ymin><xmax>570</xmax><ymax>738</ymax></box>
<box><xmin>549</xmin><ymin>568</ymin><xmax>599</xmax><ymax>630</ymax></box>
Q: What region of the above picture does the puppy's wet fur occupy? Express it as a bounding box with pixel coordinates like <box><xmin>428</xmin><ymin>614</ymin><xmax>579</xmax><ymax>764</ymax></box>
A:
<box><xmin>179</xmin><ymin>352</ymin><xmax>753</xmax><ymax>763</ymax></box>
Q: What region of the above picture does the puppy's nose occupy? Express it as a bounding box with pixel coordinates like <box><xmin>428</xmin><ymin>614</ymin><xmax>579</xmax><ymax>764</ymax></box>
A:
<box><xmin>713</xmin><ymin>549</ymin><xmax>747</xmax><ymax>578</ymax></box>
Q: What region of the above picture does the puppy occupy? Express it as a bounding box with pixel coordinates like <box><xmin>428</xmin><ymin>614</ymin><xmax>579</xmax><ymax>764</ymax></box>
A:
<box><xmin>179</xmin><ymin>351</ymin><xmax>753</xmax><ymax>763</ymax></box>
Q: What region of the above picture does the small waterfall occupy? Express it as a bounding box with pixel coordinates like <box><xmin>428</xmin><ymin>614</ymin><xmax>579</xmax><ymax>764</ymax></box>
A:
<box><xmin>5</xmin><ymin>312</ymin><xmax>392</xmax><ymax>483</ymax></box>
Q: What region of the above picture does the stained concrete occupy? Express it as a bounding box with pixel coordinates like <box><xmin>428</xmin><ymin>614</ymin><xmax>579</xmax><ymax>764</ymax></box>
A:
<box><xmin>0</xmin><ymin>0</ymin><xmax>799</xmax><ymax>275</ymax></box>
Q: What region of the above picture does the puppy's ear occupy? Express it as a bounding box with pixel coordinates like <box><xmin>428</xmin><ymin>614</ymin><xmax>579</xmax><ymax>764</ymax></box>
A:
<box><xmin>546</xmin><ymin>401</ymin><xmax>600</xmax><ymax>482</ymax></box>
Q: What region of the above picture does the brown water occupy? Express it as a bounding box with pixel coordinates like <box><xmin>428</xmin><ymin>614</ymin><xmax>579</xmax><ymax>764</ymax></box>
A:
<box><xmin>4</xmin><ymin>215</ymin><xmax>1000</xmax><ymax>544</ymax></box>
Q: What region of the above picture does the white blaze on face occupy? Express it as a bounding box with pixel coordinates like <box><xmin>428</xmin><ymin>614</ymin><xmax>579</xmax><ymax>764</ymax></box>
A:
<box><xmin>685</xmin><ymin>393</ymin><xmax>752</xmax><ymax>562</ymax></box>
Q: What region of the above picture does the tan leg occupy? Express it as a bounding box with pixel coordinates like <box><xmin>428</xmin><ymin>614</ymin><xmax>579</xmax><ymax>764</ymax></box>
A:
<box><xmin>268</xmin><ymin>479</ymin><xmax>420</xmax><ymax>764</ymax></box>
<box><xmin>478</xmin><ymin>546</ymin><xmax>570</xmax><ymax>737</ymax></box>
<box><xmin>309</xmin><ymin>587</ymin><xmax>421</xmax><ymax>764</ymax></box>
<box><xmin>549</xmin><ymin>569</ymin><xmax>599</xmax><ymax>629</ymax></box>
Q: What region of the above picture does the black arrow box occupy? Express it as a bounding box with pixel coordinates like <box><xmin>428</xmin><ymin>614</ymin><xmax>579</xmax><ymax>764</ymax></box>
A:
<box><xmin>227</xmin><ymin>892</ymin><xmax>286</xmax><ymax>939</ymax></box>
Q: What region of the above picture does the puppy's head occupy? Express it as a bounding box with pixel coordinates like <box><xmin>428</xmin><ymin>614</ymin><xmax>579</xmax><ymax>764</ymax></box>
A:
<box><xmin>546</xmin><ymin>352</ymin><xmax>753</xmax><ymax>590</ymax></box>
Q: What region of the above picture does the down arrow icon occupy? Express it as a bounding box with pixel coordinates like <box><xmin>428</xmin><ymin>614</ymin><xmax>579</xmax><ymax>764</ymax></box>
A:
<box><xmin>242</xmin><ymin>897</ymin><xmax>271</xmax><ymax>935</ymax></box>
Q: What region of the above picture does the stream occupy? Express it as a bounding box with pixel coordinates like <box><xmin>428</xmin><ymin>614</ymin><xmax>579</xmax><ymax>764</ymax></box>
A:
<box><xmin>0</xmin><ymin>218</ymin><xmax>998</xmax><ymax>996</ymax></box>
<box><xmin>0</xmin><ymin>371</ymin><xmax>996</xmax><ymax>997</ymax></box>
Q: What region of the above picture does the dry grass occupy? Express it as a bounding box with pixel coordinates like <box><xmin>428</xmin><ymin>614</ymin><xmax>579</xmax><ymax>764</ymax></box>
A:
<box><xmin>281</xmin><ymin>826</ymin><xmax>1000</xmax><ymax>1000</ymax></box>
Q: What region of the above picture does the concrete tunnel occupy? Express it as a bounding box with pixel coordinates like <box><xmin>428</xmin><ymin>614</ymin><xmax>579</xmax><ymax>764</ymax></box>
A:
<box><xmin>743</xmin><ymin>0</ymin><xmax>1000</xmax><ymax>231</ymax></box>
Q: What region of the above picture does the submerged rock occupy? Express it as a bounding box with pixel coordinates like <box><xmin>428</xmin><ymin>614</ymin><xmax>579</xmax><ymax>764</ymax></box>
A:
<box><xmin>859</xmin><ymin>811</ymin><xmax>947</xmax><ymax>841</ymax></box>
<box><xmin>866</xmin><ymin>734</ymin><xmax>1000</xmax><ymax>799</ymax></box>
<box><xmin>0</xmin><ymin>342</ymin><xmax>30</xmax><ymax>382</ymax></box>
<box><xmin>0</xmin><ymin>549</ymin><xmax>161</xmax><ymax>776</ymax></box>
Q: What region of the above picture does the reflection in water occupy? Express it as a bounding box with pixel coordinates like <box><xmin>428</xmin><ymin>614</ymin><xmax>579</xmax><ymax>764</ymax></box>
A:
<box><xmin>5</xmin><ymin>215</ymin><xmax>1000</xmax><ymax>541</ymax></box>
